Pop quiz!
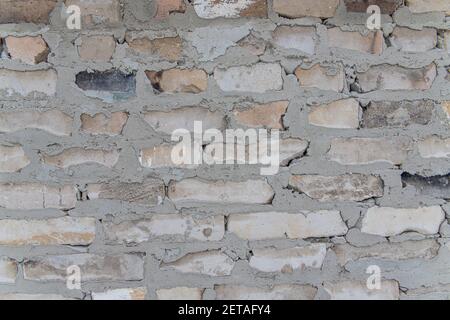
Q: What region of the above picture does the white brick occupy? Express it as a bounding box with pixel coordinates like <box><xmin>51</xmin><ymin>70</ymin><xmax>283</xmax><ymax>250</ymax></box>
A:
<box><xmin>215</xmin><ymin>284</ymin><xmax>317</xmax><ymax>300</ymax></box>
<box><xmin>42</xmin><ymin>148</ymin><xmax>120</xmax><ymax>168</ymax></box>
<box><xmin>156</xmin><ymin>287</ymin><xmax>204</xmax><ymax>300</ymax></box>
<box><xmin>249</xmin><ymin>244</ymin><xmax>327</xmax><ymax>273</ymax></box>
<box><xmin>0</xmin><ymin>217</ymin><xmax>96</xmax><ymax>246</ymax></box>
<box><xmin>104</xmin><ymin>215</ymin><xmax>224</xmax><ymax>244</ymax></box>
<box><xmin>161</xmin><ymin>250</ymin><xmax>235</xmax><ymax>276</ymax></box>
<box><xmin>362</xmin><ymin>206</ymin><xmax>445</xmax><ymax>236</ymax></box>
<box><xmin>228</xmin><ymin>211</ymin><xmax>347</xmax><ymax>240</ymax></box>
<box><xmin>0</xmin><ymin>69</ymin><xmax>57</xmax><ymax>96</ymax></box>
<box><xmin>92</xmin><ymin>288</ymin><xmax>147</xmax><ymax>300</ymax></box>
<box><xmin>308</xmin><ymin>99</ymin><xmax>361</xmax><ymax>129</ymax></box>
<box><xmin>324</xmin><ymin>280</ymin><xmax>399</xmax><ymax>300</ymax></box>
<box><xmin>0</xmin><ymin>145</ymin><xmax>30</xmax><ymax>173</ymax></box>
<box><xmin>272</xmin><ymin>26</ymin><xmax>316</xmax><ymax>55</ymax></box>
<box><xmin>193</xmin><ymin>0</ymin><xmax>267</xmax><ymax>19</ymax></box>
<box><xmin>418</xmin><ymin>136</ymin><xmax>450</xmax><ymax>158</ymax></box>
<box><xmin>214</xmin><ymin>63</ymin><xmax>283</xmax><ymax>93</ymax></box>
<box><xmin>390</xmin><ymin>27</ymin><xmax>437</xmax><ymax>52</ymax></box>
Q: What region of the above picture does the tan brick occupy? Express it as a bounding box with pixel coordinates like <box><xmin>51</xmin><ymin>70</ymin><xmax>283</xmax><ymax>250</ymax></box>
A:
<box><xmin>92</xmin><ymin>288</ymin><xmax>147</xmax><ymax>300</ymax></box>
<box><xmin>228</xmin><ymin>211</ymin><xmax>347</xmax><ymax>240</ymax></box>
<box><xmin>215</xmin><ymin>284</ymin><xmax>317</xmax><ymax>300</ymax></box>
<box><xmin>328</xmin><ymin>137</ymin><xmax>411</xmax><ymax>165</ymax></box>
<box><xmin>289</xmin><ymin>174</ymin><xmax>383</xmax><ymax>202</ymax></box>
<box><xmin>324</xmin><ymin>280</ymin><xmax>399</xmax><ymax>300</ymax></box>
<box><xmin>143</xmin><ymin>107</ymin><xmax>225</xmax><ymax>135</ymax></box>
<box><xmin>154</xmin><ymin>0</ymin><xmax>186</xmax><ymax>19</ymax></box>
<box><xmin>42</xmin><ymin>148</ymin><xmax>120</xmax><ymax>168</ymax></box>
<box><xmin>0</xmin><ymin>145</ymin><xmax>30</xmax><ymax>173</ymax></box>
<box><xmin>333</xmin><ymin>239</ymin><xmax>440</xmax><ymax>266</ymax></box>
<box><xmin>139</xmin><ymin>144</ymin><xmax>182</xmax><ymax>168</ymax></box>
<box><xmin>65</xmin><ymin>0</ymin><xmax>122</xmax><ymax>27</ymax></box>
<box><xmin>390</xmin><ymin>27</ymin><xmax>437</xmax><ymax>52</ymax></box>
<box><xmin>127</xmin><ymin>36</ymin><xmax>182</xmax><ymax>61</ymax></box>
<box><xmin>24</xmin><ymin>253</ymin><xmax>144</xmax><ymax>282</ymax></box>
<box><xmin>406</xmin><ymin>0</ymin><xmax>450</xmax><ymax>14</ymax></box>
<box><xmin>443</xmin><ymin>102</ymin><xmax>450</xmax><ymax>119</ymax></box>
<box><xmin>156</xmin><ymin>287</ymin><xmax>204</xmax><ymax>300</ymax></box>
<box><xmin>161</xmin><ymin>250</ymin><xmax>235</xmax><ymax>276</ymax></box>
<box><xmin>5</xmin><ymin>36</ymin><xmax>49</xmax><ymax>65</ymax></box>
<box><xmin>357</xmin><ymin>64</ymin><xmax>436</xmax><ymax>92</ymax></box>
<box><xmin>0</xmin><ymin>217</ymin><xmax>96</xmax><ymax>246</ymax></box>
<box><xmin>249</xmin><ymin>244</ymin><xmax>326</xmax><ymax>273</ymax></box>
<box><xmin>193</xmin><ymin>0</ymin><xmax>267</xmax><ymax>19</ymax></box>
<box><xmin>0</xmin><ymin>183</ymin><xmax>77</xmax><ymax>210</ymax></box>
<box><xmin>168</xmin><ymin>178</ymin><xmax>274</xmax><ymax>205</ymax></box>
<box><xmin>0</xmin><ymin>257</ymin><xmax>17</xmax><ymax>284</ymax></box>
<box><xmin>362</xmin><ymin>206</ymin><xmax>445</xmax><ymax>236</ymax></box>
<box><xmin>273</xmin><ymin>0</ymin><xmax>339</xmax><ymax>18</ymax></box>
<box><xmin>272</xmin><ymin>26</ymin><xmax>316</xmax><ymax>55</ymax></box>
<box><xmin>233</xmin><ymin>101</ymin><xmax>288</xmax><ymax>129</ymax></box>
<box><xmin>308</xmin><ymin>98</ymin><xmax>361</xmax><ymax>129</ymax></box>
<box><xmin>81</xmin><ymin>112</ymin><xmax>128</xmax><ymax>136</ymax></box>
<box><xmin>78</xmin><ymin>35</ymin><xmax>116</xmax><ymax>61</ymax></box>
<box><xmin>87</xmin><ymin>179</ymin><xmax>165</xmax><ymax>206</ymax></box>
<box><xmin>104</xmin><ymin>215</ymin><xmax>224</xmax><ymax>244</ymax></box>
<box><xmin>327</xmin><ymin>28</ymin><xmax>384</xmax><ymax>55</ymax></box>
<box><xmin>418</xmin><ymin>136</ymin><xmax>450</xmax><ymax>158</ymax></box>
<box><xmin>295</xmin><ymin>64</ymin><xmax>345</xmax><ymax>92</ymax></box>
<box><xmin>0</xmin><ymin>0</ymin><xmax>57</xmax><ymax>24</ymax></box>
<box><xmin>214</xmin><ymin>63</ymin><xmax>283</xmax><ymax>93</ymax></box>
<box><xmin>146</xmin><ymin>68</ymin><xmax>207</xmax><ymax>93</ymax></box>
<box><xmin>0</xmin><ymin>69</ymin><xmax>57</xmax><ymax>96</ymax></box>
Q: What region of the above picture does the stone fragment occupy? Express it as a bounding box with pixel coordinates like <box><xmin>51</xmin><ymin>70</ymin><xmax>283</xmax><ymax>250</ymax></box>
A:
<box><xmin>308</xmin><ymin>99</ymin><xmax>361</xmax><ymax>129</ymax></box>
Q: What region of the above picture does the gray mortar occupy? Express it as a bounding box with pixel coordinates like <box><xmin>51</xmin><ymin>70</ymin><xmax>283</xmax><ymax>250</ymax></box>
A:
<box><xmin>0</xmin><ymin>0</ymin><xmax>449</xmax><ymax>299</ymax></box>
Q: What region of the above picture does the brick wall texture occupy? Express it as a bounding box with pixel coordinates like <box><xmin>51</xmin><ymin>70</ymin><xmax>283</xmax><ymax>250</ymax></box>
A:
<box><xmin>0</xmin><ymin>0</ymin><xmax>449</xmax><ymax>300</ymax></box>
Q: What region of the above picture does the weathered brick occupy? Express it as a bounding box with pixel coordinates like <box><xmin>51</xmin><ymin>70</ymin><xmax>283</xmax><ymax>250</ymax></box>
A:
<box><xmin>80</xmin><ymin>112</ymin><xmax>128</xmax><ymax>136</ymax></box>
<box><xmin>0</xmin><ymin>144</ymin><xmax>30</xmax><ymax>173</ymax></box>
<box><xmin>139</xmin><ymin>144</ymin><xmax>182</xmax><ymax>168</ymax></box>
<box><xmin>193</xmin><ymin>0</ymin><xmax>267</xmax><ymax>19</ymax></box>
<box><xmin>228</xmin><ymin>211</ymin><xmax>347</xmax><ymax>240</ymax></box>
<box><xmin>146</xmin><ymin>69</ymin><xmax>207</xmax><ymax>93</ymax></box>
<box><xmin>390</xmin><ymin>27</ymin><xmax>437</xmax><ymax>52</ymax></box>
<box><xmin>324</xmin><ymin>280</ymin><xmax>399</xmax><ymax>300</ymax></box>
<box><xmin>168</xmin><ymin>178</ymin><xmax>274</xmax><ymax>205</ymax></box>
<box><xmin>279</xmin><ymin>138</ymin><xmax>309</xmax><ymax>166</ymax></box>
<box><xmin>328</xmin><ymin>28</ymin><xmax>384</xmax><ymax>55</ymax></box>
<box><xmin>362</xmin><ymin>206</ymin><xmax>445</xmax><ymax>236</ymax></box>
<box><xmin>78</xmin><ymin>35</ymin><xmax>116</xmax><ymax>62</ymax></box>
<box><xmin>143</xmin><ymin>107</ymin><xmax>225</xmax><ymax>135</ymax></box>
<box><xmin>308</xmin><ymin>98</ymin><xmax>361</xmax><ymax>129</ymax></box>
<box><xmin>156</xmin><ymin>287</ymin><xmax>204</xmax><ymax>300</ymax></box>
<box><xmin>0</xmin><ymin>69</ymin><xmax>57</xmax><ymax>96</ymax></box>
<box><xmin>65</xmin><ymin>0</ymin><xmax>122</xmax><ymax>27</ymax></box>
<box><xmin>154</xmin><ymin>0</ymin><xmax>186</xmax><ymax>19</ymax></box>
<box><xmin>161</xmin><ymin>250</ymin><xmax>235</xmax><ymax>276</ymax></box>
<box><xmin>328</xmin><ymin>137</ymin><xmax>411</xmax><ymax>165</ymax></box>
<box><xmin>127</xmin><ymin>36</ymin><xmax>182</xmax><ymax>61</ymax></box>
<box><xmin>356</xmin><ymin>64</ymin><xmax>436</xmax><ymax>92</ymax></box>
<box><xmin>0</xmin><ymin>183</ymin><xmax>77</xmax><ymax>210</ymax></box>
<box><xmin>42</xmin><ymin>148</ymin><xmax>120</xmax><ymax>168</ymax></box>
<box><xmin>5</xmin><ymin>36</ymin><xmax>49</xmax><ymax>65</ymax></box>
<box><xmin>0</xmin><ymin>0</ymin><xmax>57</xmax><ymax>24</ymax></box>
<box><xmin>401</xmin><ymin>173</ymin><xmax>450</xmax><ymax>199</ymax></box>
<box><xmin>249</xmin><ymin>244</ymin><xmax>326</xmax><ymax>273</ymax></box>
<box><xmin>104</xmin><ymin>215</ymin><xmax>224</xmax><ymax>244</ymax></box>
<box><xmin>295</xmin><ymin>64</ymin><xmax>345</xmax><ymax>92</ymax></box>
<box><xmin>289</xmin><ymin>174</ymin><xmax>383</xmax><ymax>202</ymax></box>
<box><xmin>24</xmin><ymin>253</ymin><xmax>144</xmax><ymax>281</ymax></box>
<box><xmin>406</xmin><ymin>0</ymin><xmax>450</xmax><ymax>14</ymax></box>
<box><xmin>0</xmin><ymin>110</ymin><xmax>72</xmax><ymax>136</ymax></box>
<box><xmin>87</xmin><ymin>179</ymin><xmax>165</xmax><ymax>206</ymax></box>
<box><xmin>272</xmin><ymin>26</ymin><xmax>316</xmax><ymax>55</ymax></box>
<box><xmin>344</xmin><ymin>0</ymin><xmax>402</xmax><ymax>14</ymax></box>
<box><xmin>333</xmin><ymin>239</ymin><xmax>440</xmax><ymax>266</ymax></box>
<box><xmin>273</xmin><ymin>0</ymin><xmax>339</xmax><ymax>18</ymax></box>
<box><xmin>362</xmin><ymin>100</ymin><xmax>434</xmax><ymax>128</ymax></box>
<box><xmin>443</xmin><ymin>102</ymin><xmax>450</xmax><ymax>119</ymax></box>
<box><xmin>238</xmin><ymin>34</ymin><xmax>266</xmax><ymax>55</ymax></box>
<box><xmin>0</xmin><ymin>257</ymin><xmax>17</xmax><ymax>284</ymax></box>
<box><xmin>417</xmin><ymin>136</ymin><xmax>450</xmax><ymax>158</ymax></box>
<box><xmin>214</xmin><ymin>63</ymin><xmax>283</xmax><ymax>93</ymax></box>
<box><xmin>0</xmin><ymin>217</ymin><xmax>96</xmax><ymax>246</ymax></box>
<box><xmin>92</xmin><ymin>288</ymin><xmax>147</xmax><ymax>300</ymax></box>
<box><xmin>233</xmin><ymin>101</ymin><xmax>288</xmax><ymax>129</ymax></box>
<box><xmin>75</xmin><ymin>69</ymin><xmax>136</xmax><ymax>102</ymax></box>
<box><xmin>215</xmin><ymin>284</ymin><xmax>317</xmax><ymax>300</ymax></box>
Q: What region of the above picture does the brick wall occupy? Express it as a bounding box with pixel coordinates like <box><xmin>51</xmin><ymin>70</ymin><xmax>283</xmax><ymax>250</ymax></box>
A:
<box><xmin>0</xmin><ymin>0</ymin><xmax>449</xmax><ymax>300</ymax></box>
